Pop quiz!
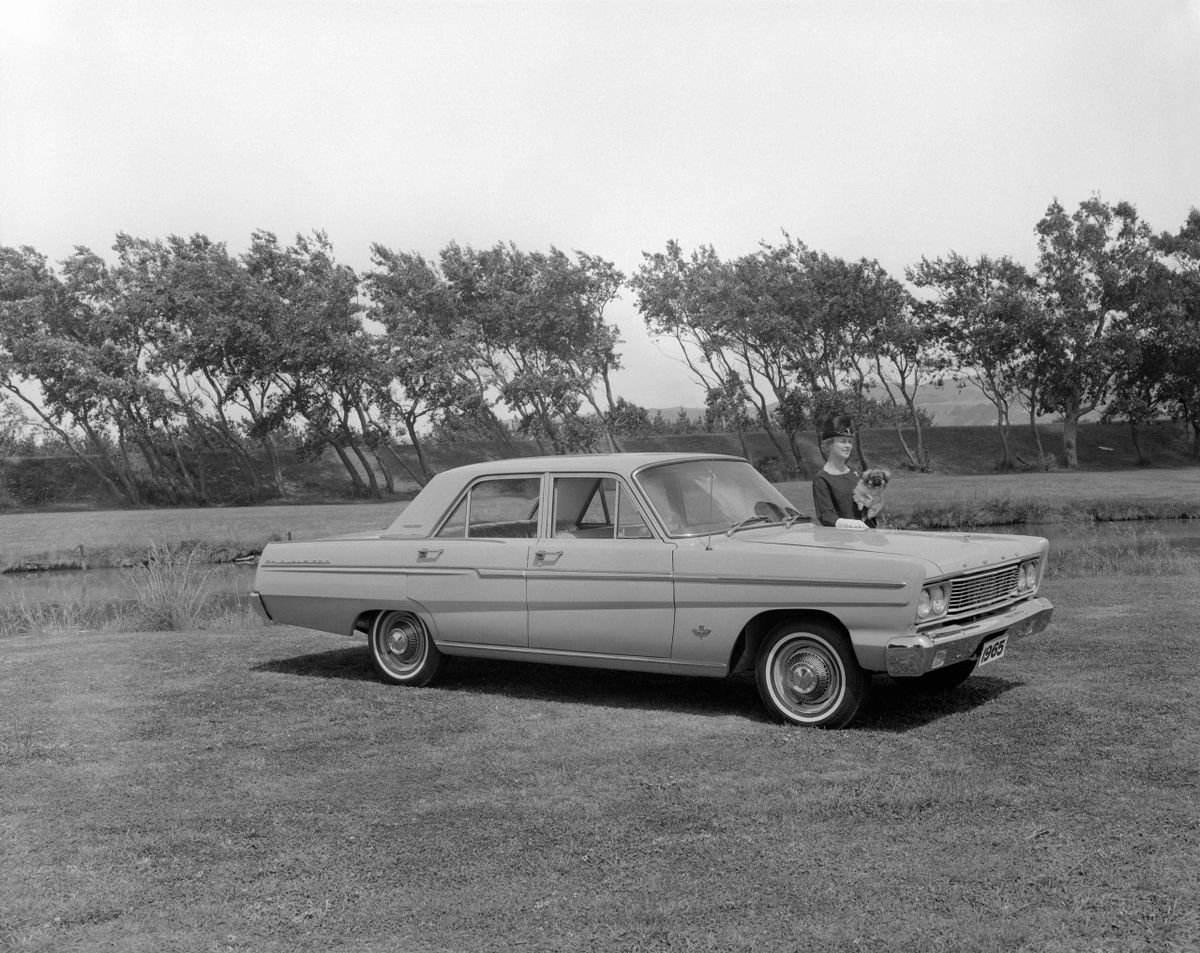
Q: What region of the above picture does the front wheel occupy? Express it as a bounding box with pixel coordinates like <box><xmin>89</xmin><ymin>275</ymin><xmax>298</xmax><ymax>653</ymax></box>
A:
<box><xmin>755</xmin><ymin>622</ymin><xmax>868</xmax><ymax>728</ymax></box>
<box><xmin>368</xmin><ymin>610</ymin><xmax>443</xmax><ymax>686</ymax></box>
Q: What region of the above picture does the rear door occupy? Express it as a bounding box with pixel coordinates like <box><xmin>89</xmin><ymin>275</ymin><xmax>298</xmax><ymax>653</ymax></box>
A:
<box><xmin>407</xmin><ymin>475</ymin><xmax>540</xmax><ymax>647</ymax></box>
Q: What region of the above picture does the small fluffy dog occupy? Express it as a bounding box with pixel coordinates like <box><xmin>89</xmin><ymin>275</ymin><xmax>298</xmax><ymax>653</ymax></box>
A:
<box><xmin>853</xmin><ymin>467</ymin><xmax>891</xmax><ymax>519</ymax></box>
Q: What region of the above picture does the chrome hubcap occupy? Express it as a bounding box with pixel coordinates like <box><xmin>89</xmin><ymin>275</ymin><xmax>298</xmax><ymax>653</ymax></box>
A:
<box><xmin>378</xmin><ymin>615</ymin><xmax>424</xmax><ymax>671</ymax></box>
<box><xmin>785</xmin><ymin>650</ymin><xmax>832</xmax><ymax>702</ymax></box>
<box><xmin>387</xmin><ymin>625</ymin><xmax>413</xmax><ymax>658</ymax></box>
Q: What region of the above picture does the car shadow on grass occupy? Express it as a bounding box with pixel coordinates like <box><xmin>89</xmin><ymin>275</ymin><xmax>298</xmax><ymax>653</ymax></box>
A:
<box><xmin>855</xmin><ymin>674</ymin><xmax>1024</xmax><ymax>732</ymax></box>
<box><xmin>256</xmin><ymin>645</ymin><xmax>762</xmax><ymax>719</ymax></box>
<box><xmin>255</xmin><ymin>645</ymin><xmax>378</xmax><ymax>682</ymax></box>
<box><xmin>256</xmin><ymin>645</ymin><xmax>1023</xmax><ymax>730</ymax></box>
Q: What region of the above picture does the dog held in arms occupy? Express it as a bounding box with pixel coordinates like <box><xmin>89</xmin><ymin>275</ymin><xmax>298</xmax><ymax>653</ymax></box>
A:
<box><xmin>853</xmin><ymin>468</ymin><xmax>891</xmax><ymax>520</ymax></box>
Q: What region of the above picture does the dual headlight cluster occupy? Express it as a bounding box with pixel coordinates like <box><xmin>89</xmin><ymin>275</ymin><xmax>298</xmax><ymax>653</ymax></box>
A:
<box><xmin>1012</xmin><ymin>558</ymin><xmax>1041</xmax><ymax>594</ymax></box>
<box><xmin>916</xmin><ymin>559</ymin><xmax>1042</xmax><ymax>623</ymax></box>
<box><xmin>916</xmin><ymin>583</ymin><xmax>950</xmax><ymax>622</ymax></box>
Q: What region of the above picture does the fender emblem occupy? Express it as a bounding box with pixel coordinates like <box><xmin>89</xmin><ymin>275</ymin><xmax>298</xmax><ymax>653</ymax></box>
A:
<box><xmin>692</xmin><ymin>625</ymin><xmax>712</xmax><ymax>639</ymax></box>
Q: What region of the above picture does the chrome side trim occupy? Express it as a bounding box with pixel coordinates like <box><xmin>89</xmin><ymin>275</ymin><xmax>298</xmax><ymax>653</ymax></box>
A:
<box><xmin>434</xmin><ymin>640</ymin><xmax>728</xmax><ymax>676</ymax></box>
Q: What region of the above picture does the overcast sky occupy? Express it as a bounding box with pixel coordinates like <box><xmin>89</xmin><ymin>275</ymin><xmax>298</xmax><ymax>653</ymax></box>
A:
<box><xmin>3</xmin><ymin>0</ymin><xmax>1199</xmax><ymax>407</ymax></box>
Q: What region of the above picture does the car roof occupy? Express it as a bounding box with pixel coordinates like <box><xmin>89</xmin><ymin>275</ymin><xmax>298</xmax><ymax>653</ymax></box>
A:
<box><xmin>438</xmin><ymin>451</ymin><xmax>744</xmax><ymax>478</ymax></box>
<box><xmin>383</xmin><ymin>452</ymin><xmax>747</xmax><ymax>537</ymax></box>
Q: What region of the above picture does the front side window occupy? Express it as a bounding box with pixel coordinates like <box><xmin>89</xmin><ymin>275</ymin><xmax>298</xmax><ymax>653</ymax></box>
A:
<box><xmin>635</xmin><ymin>459</ymin><xmax>799</xmax><ymax>537</ymax></box>
<box><xmin>436</xmin><ymin>477</ymin><xmax>541</xmax><ymax>538</ymax></box>
<box><xmin>551</xmin><ymin>476</ymin><xmax>652</xmax><ymax>540</ymax></box>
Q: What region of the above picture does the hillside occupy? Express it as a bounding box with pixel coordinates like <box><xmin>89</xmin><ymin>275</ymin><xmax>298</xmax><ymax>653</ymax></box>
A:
<box><xmin>351</xmin><ymin>419</ymin><xmax>1196</xmax><ymax>500</ymax></box>
<box><xmin>2</xmin><ymin>420</ymin><xmax>1194</xmax><ymax>511</ymax></box>
<box><xmin>389</xmin><ymin>419</ymin><xmax>1194</xmax><ymax>479</ymax></box>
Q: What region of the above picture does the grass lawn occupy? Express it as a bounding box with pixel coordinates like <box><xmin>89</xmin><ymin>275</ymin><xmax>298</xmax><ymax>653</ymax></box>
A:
<box><xmin>3</xmin><ymin>576</ymin><xmax>1197</xmax><ymax>952</ymax></box>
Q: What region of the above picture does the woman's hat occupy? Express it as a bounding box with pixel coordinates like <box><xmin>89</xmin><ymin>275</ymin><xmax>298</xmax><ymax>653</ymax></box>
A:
<box><xmin>821</xmin><ymin>415</ymin><xmax>856</xmax><ymax>440</ymax></box>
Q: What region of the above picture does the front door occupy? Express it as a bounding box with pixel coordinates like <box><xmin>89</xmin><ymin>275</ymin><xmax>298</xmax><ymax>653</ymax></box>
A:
<box><xmin>527</xmin><ymin>475</ymin><xmax>675</xmax><ymax>658</ymax></box>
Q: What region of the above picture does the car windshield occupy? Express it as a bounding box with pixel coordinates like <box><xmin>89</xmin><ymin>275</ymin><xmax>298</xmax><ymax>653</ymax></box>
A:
<box><xmin>635</xmin><ymin>459</ymin><xmax>803</xmax><ymax>537</ymax></box>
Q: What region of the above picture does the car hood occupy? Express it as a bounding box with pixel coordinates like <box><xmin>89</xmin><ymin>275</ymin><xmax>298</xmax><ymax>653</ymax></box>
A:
<box><xmin>724</xmin><ymin>524</ymin><xmax>1047</xmax><ymax>576</ymax></box>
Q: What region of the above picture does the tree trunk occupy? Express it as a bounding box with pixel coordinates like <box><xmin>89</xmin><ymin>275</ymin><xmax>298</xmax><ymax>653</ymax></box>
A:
<box><xmin>996</xmin><ymin>405</ymin><xmax>1013</xmax><ymax>471</ymax></box>
<box><xmin>368</xmin><ymin>446</ymin><xmax>395</xmax><ymax>493</ymax></box>
<box><xmin>1061</xmin><ymin>412</ymin><xmax>1080</xmax><ymax>468</ymax></box>
<box><xmin>315</xmin><ymin>428</ymin><xmax>369</xmax><ymax>496</ymax></box>
<box><xmin>4</xmin><ymin>388</ymin><xmax>136</xmax><ymax>504</ymax></box>
<box><xmin>261</xmin><ymin>434</ymin><xmax>289</xmax><ymax>498</ymax></box>
<box><xmin>733</xmin><ymin>421</ymin><xmax>751</xmax><ymax>461</ymax></box>
<box><xmin>1029</xmin><ymin>407</ymin><xmax>1047</xmax><ymax>470</ymax></box>
<box><xmin>891</xmin><ymin>421</ymin><xmax>919</xmax><ymax>469</ymax></box>
<box><xmin>855</xmin><ymin>433</ymin><xmax>872</xmax><ymax>470</ymax></box>
<box><xmin>906</xmin><ymin>396</ymin><xmax>929</xmax><ymax>469</ymax></box>
<box><xmin>348</xmin><ymin>441</ymin><xmax>382</xmax><ymax>497</ymax></box>
<box><xmin>1129</xmin><ymin>419</ymin><xmax>1147</xmax><ymax>466</ymax></box>
<box><xmin>384</xmin><ymin>438</ymin><xmax>428</xmax><ymax>488</ymax></box>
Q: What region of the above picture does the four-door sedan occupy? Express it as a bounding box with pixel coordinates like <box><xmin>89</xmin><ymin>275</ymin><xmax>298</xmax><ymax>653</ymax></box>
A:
<box><xmin>251</xmin><ymin>453</ymin><xmax>1053</xmax><ymax>728</ymax></box>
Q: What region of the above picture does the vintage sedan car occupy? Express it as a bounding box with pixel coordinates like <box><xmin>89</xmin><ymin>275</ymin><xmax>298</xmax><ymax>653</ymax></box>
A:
<box><xmin>251</xmin><ymin>453</ymin><xmax>1053</xmax><ymax>728</ymax></box>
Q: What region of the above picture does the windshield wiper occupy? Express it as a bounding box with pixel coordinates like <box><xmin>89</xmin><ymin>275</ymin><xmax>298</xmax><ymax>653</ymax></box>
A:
<box><xmin>726</xmin><ymin>514</ymin><xmax>771</xmax><ymax>536</ymax></box>
<box><xmin>783</xmin><ymin>508</ymin><xmax>811</xmax><ymax>527</ymax></box>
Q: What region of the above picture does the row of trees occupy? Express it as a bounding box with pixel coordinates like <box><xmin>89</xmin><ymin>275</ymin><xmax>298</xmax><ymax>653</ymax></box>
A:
<box><xmin>635</xmin><ymin>198</ymin><xmax>1200</xmax><ymax>472</ymax></box>
<box><xmin>1</xmin><ymin>196</ymin><xmax>1198</xmax><ymax>505</ymax></box>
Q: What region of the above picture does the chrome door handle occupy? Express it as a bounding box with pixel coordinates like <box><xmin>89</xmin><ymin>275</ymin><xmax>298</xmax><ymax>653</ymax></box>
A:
<box><xmin>418</xmin><ymin>548</ymin><xmax>443</xmax><ymax>559</ymax></box>
<box><xmin>534</xmin><ymin>550</ymin><xmax>564</xmax><ymax>561</ymax></box>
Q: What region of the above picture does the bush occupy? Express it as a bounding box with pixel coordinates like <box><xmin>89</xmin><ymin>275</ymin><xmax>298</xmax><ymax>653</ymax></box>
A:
<box><xmin>3</xmin><ymin>458</ymin><xmax>67</xmax><ymax>506</ymax></box>
<box><xmin>754</xmin><ymin>455</ymin><xmax>784</xmax><ymax>482</ymax></box>
<box><xmin>124</xmin><ymin>542</ymin><xmax>214</xmax><ymax>631</ymax></box>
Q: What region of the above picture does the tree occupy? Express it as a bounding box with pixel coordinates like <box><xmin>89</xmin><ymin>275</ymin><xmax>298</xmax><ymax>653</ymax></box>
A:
<box><xmin>1152</xmin><ymin>209</ymin><xmax>1200</xmax><ymax>458</ymax></box>
<box><xmin>439</xmin><ymin>242</ymin><xmax>625</xmax><ymax>454</ymax></box>
<box><xmin>141</xmin><ymin>233</ymin><xmax>291</xmax><ymax>498</ymax></box>
<box><xmin>631</xmin><ymin>242</ymin><xmax>734</xmax><ymax>396</ymax></box>
<box><xmin>363</xmin><ymin>245</ymin><xmax>480</xmax><ymax>483</ymax></box>
<box><xmin>909</xmin><ymin>253</ymin><xmax>1042</xmax><ymax>470</ymax></box>
<box><xmin>242</xmin><ymin>230</ymin><xmax>381</xmax><ymax>496</ymax></box>
<box><xmin>870</xmin><ymin>297</ymin><xmax>946</xmax><ymax>470</ymax></box>
<box><xmin>0</xmin><ymin>244</ymin><xmax>155</xmax><ymax>503</ymax></box>
<box><xmin>1034</xmin><ymin>197</ymin><xmax>1158</xmax><ymax>467</ymax></box>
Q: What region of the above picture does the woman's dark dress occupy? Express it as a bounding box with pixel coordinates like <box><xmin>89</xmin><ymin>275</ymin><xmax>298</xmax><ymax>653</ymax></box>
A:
<box><xmin>811</xmin><ymin>468</ymin><xmax>876</xmax><ymax>528</ymax></box>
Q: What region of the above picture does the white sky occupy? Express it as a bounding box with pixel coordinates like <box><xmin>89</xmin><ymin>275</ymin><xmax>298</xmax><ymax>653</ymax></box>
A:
<box><xmin>3</xmin><ymin>0</ymin><xmax>1199</xmax><ymax>408</ymax></box>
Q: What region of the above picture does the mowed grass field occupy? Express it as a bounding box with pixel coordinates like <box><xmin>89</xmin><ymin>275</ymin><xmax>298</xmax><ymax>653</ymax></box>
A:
<box><xmin>3</xmin><ymin>575</ymin><xmax>1198</xmax><ymax>952</ymax></box>
<box><xmin>2</xmin><ymin>467</ymin><xmax>1198</xmax><ymax>571</ymax></box>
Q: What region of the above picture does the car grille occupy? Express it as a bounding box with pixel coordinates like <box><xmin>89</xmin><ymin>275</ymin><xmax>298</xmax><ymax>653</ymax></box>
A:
<box><xmin>949</xmin><ymin>565</ymin><xmax>1021</xmax><ymax>615</ymax></box>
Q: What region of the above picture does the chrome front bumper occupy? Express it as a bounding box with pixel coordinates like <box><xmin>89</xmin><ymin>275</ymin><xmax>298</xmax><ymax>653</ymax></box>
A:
<box><xmin>885</xmin><ymin>596</ymin><xmax>1054</xmax><ymax>677</ymax></box>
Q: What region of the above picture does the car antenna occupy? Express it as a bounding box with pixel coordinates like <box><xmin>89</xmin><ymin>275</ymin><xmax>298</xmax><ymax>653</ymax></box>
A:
<box><xmin>705</xmin><ymin>468</ymin><xmax>715</xmax><ymax>551</ymax></box>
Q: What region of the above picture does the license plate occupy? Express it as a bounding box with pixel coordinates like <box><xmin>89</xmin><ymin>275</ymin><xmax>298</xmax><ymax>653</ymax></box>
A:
<box><xmin>978</xmin><ymin>634</ymin><xmax>1008</xmax><ymax>667</ymax></box>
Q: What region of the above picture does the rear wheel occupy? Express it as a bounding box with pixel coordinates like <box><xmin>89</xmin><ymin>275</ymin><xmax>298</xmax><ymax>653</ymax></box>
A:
<box><xmin>755</xmin><ymin>621</ymin><xmax>868</xmax><ymax>728</ymax></box>
<box><xmin>368</xmin><ymin>610</ymin><xmax>443</xmax><ymax>686</ymax></box>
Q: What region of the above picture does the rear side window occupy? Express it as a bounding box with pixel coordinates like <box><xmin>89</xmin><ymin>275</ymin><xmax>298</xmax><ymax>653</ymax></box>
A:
<box><xmin>436</xmin><ymin>477</ymin><xmax>541</xmax><ymax>538</ymax></box>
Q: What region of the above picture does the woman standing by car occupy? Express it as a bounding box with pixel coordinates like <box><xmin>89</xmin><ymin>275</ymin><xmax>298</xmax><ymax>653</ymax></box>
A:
<box><xmin>812</xmin><ymin>415</ymin><xmax>875</xmax><ymax>528</ymax></box>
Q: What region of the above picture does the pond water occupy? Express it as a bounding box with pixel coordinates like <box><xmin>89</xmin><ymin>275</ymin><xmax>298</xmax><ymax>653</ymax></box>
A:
<box><xmin>1</xmin><ymin>519</ymin><xmax>1195</xmax><ymax>608</ymax></box>
<box><xmin>990</xmin><ymin>518</ymin><xmax>1200</xmax><ymax>554</ymax></box>
<box><xmin>1</xmin><ymin>562</ymin><xmax>258</xmax><ymax>608</ymax></box>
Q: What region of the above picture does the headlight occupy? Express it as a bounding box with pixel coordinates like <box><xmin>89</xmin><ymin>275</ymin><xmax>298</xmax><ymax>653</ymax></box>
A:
<box><xmin>1012</xmin><ymin>559</ymin><xmax>1040</xmax><ymax>593</ymax></box>
<box><xmin>916</xmin><ymin>584</ymin><xmax>949</xmax><ymax>622</ymax></box>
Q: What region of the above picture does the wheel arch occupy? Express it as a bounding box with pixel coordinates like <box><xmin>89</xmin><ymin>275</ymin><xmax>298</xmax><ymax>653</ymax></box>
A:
<box><xmin>729</xmin><ymin>608</ymin><xmax>851</xmax><ymax>675</ymax></box>
<box><xmin>353</xmin><ymin>600</ymin><xmax>440</xmax><ymax>643</ymax></box>
<box><xmin>352</xmin><ymin>608</ymin><xmax>380</xmax><ymax>640</ymax></box>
